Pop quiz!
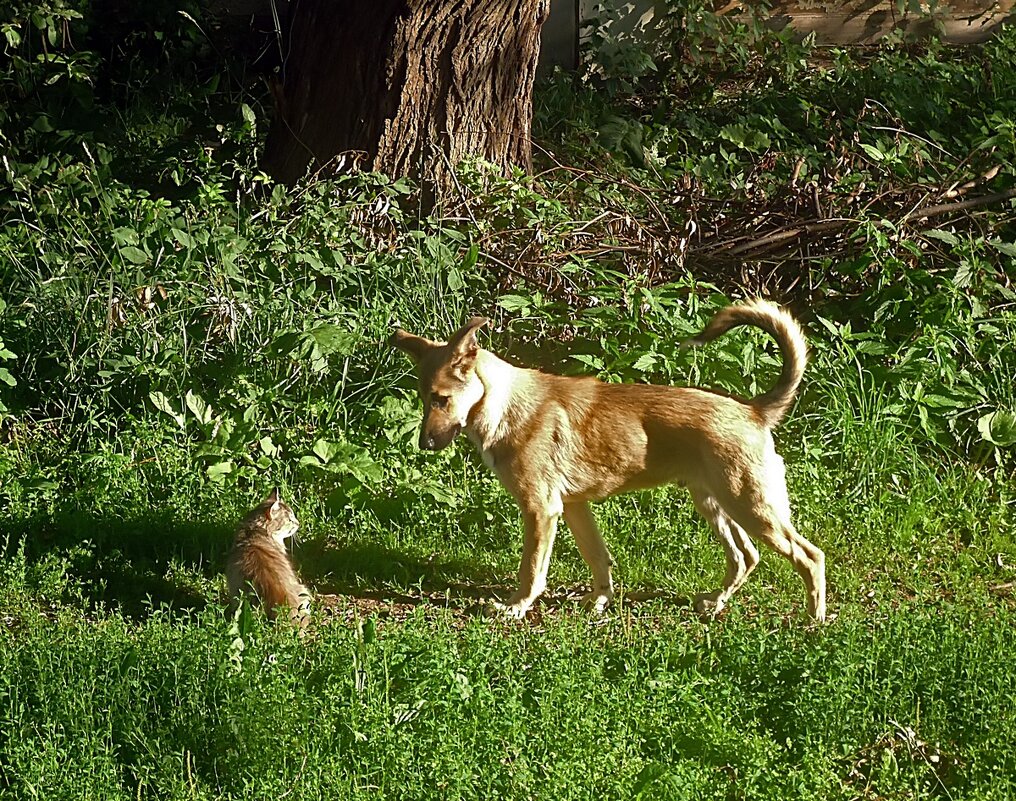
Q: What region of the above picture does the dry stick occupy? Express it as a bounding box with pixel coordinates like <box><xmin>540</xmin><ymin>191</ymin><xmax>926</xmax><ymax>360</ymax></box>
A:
<box><xmin>906</xmin><ymin>186</ymin><xmax>1016</xmax><ymax>220</ymax></box>
<box><xmin>712</xmin><ymin>217</ymin><xmax>859</xmax><ymax>257</ymax></box>
<box><xmin>699</xmin><ymin>187</ymin><xmax>1016</xmax><ymax>258</ymax></box>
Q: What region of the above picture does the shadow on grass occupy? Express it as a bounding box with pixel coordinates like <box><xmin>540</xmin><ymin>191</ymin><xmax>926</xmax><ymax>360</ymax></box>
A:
<box><xmin>4</xmin><ymin>508</ymin><xmax>231</xmax><ymax>619</ymax></box>
<box><xmin>4</xmin><ymin>510</ymin><xmax>510</xmax><ymax>620</ymax></box>
<box><xmin>298</xmin><ymin>538</ymin><xmax>501</xmax><ymax>598</ymax></box>
<box><xmin>5</xmin><ymin>507</ymin><xmax>701</xmax><ymax>622</ymax></box>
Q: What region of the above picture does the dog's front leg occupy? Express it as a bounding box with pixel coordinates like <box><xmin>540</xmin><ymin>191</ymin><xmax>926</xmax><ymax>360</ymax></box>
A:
<box><xmin>563</xmin><ymin>501</ymin><xmax>614</xmax><ymax>614</ymax></box>
<box><xmin>494</xmin><ymin>506</ymin><xmax>560</xmax><ymax>619</ymax></box>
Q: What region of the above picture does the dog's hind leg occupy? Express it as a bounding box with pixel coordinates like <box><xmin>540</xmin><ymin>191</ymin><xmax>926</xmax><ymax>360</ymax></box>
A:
<box><xmin>494</xmin><ymin>504</ymin><xmax>560</xmax><ymax>619</ymax></box>
<box><xmin>747</xmin><ymin>514</ymin><xmax>825</xmax><ymax>622</ymax></box>
<box><xmin>729</xmin><ymin>448</ymin><xmax>826</xmax><ymax>622</ymax></box>
<box><xmin>691</xmin><ymin>491</ymin><xmax>760</xmax><ymax>617</ymax></box>
<box><xmin>563</xmin><ymin>501</ymin><xmax>614</xmax><ymax>614</ymax></box>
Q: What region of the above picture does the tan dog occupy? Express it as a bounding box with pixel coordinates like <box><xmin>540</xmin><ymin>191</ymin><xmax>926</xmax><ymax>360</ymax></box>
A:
<box><xmin>391</xmin><ymin>300</ymin><xmax>825</xmax><ymax>622</ymax></box>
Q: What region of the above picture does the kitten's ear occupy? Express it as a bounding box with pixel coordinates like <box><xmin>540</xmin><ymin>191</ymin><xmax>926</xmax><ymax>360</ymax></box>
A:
<box><xmin>390</xmin><ymin>329</ymin><xmax>437</xmax><ymax>364</ymax></box>
<box><xmin>264</xmin><ymin>486</ymin><xmax>281</xmax><ymax>519</ymax></box>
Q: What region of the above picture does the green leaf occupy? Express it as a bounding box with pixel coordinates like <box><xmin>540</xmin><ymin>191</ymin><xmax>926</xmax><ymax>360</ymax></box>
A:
<box><xmin>596</xmin><ymin>115</ymin><xmax>624</xmax><ymax>145</ymax></box>
<box><xmin>119</xmin><ymin>246</ymin><xmax>149</xmax><ymax>265</ymax></box>
<box><xmin>920</xmin><ymin>393</ymin><xmax>966</xmax><ymax>409</ymax></box>
<box><xmin>632</xmin><ymin>763</ymin><xmax>679</xmax><ymax>797</ymax></box>
<box><xmin>813</xmin><ymin>315</ymin><xmax>843</xmax><ymax>338</ymax></box>
<box><xmin>185</xmin><ymin>390</ymin><xmax>214</xmax><ymax>426</ymax></box>
<box><xmin>150</xmin><ymin>392</ymin><xmax>185</xmax><ymax>428</ymax></box>
<box><xmin>978</xmin><ymin>410</ymin><xmax>1016</xmax><ymax>447</ymax></box>
<box><xmin>270</xmin><ymin>331</ymin><xmax>307</xmax><ymax>359</ymax></box>
<box><xmin>308</xmin><ymin>324</ymin><xmax>356</xmax><ymax>357</ymax></box>
<box><xmin>259</xmin><ymin>436</ymin><xmax>278</xmax><ymax>457</ymax></box>
<box><xmin>497</xmin><ymin>294</ymin><xmax>532</xmax><ymax>313</ymax></box>
<box><xmin>953</xmin><ymin>259</ymin><xmax>975</xmax><ymax>288</ymax></box>
<box><xmin>622</xmin><ymin>125</ymin><xmax>647</xmax><ymax>167</ymax></box>
<box><xmin>26</xmin><ymin>477</ymin><xmax>59</xmax><ymax>492</ymax></box>
<box><xmin>632</xmin><ymin>353</ymin><xmax>657</xmax><ymax>372</ymax></box>
<box><xmin>312</xmin><ymin>438</ymin><xmax>342</xmax><ymax>464</ymax></box>
<box><xmin>207</xmin><ymin>460</ymin><xmax>234</xmax><ymax>481</ymax></box>
<box><xmin>171</xmin><ymin>228</ymin><xmax>196</xmax><ymax>249</ymax></box>
<box><xmin>988</xmin><ymin>240</ymin><xmax>1016</xmax><ymax>258</ymax></box>
<box><xmin>112</xmin><ymin>227</ymin><xmax>139</xmax><ymax>247</ymax></box>
<box><xmin>347</xmin><ymin>453</ymin><xmax>384</xmax><ymax>485</ymax></box>
<box><xmin>295</xmin><ymin>252</ymin><xmax>325</xmax><ymax>271</ymax></box>
<box><xmin>32</xmin><ymin>115</ymin><xmax>54</xmax><ymax>133</ymax></box>
<box><xmin>421</xmin><ymin>481</ymin><xmax>458</xmax><ymax>506</ymax></box>
<box><xmin>0</xmin><ymin>367</ymin><xmax>15</xmax><ymax>387</ymax></box>
<box><xmin>719</xmin><ymin>123</ymin><xmax>770</xmax><ymax>152</ymax></box>
<box><xmin>462</xmin><ymin>243</ymin><xmax>479</xmax><ymax>271</ymax></box>
<box><xmin>391</xmin><ymin>177</ymin><xmax>414</xmax><ymax>195</ymax></box>
<box><xmin>860</xmin><ymin>143</ymin><xmax>885</xmax><ymax>162</ymax></box>
<box><xmin>923</xmin><ymin>229</ymin><xmax>960</xmax><ymax>246</ymax></box>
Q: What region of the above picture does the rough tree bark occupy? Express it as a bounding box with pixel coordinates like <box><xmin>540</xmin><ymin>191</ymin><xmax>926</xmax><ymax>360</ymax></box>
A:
<box><xmin>262</xmin><ymin>0</ymin><xmax>551</xmax><ymax>203</ymax></box>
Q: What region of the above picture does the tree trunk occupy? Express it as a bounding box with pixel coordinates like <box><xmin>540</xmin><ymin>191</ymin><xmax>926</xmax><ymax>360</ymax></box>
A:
<box><xmin>262</xmin><ymin>0</ymin><xmax>551</xmax><ymax>204</ymax></box>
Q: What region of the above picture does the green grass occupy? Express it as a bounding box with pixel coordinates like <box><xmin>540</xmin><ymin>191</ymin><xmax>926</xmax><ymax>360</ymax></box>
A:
<box><xmin>3</xmin><ymin>563</ymin><xmax>1015</xmax><ymax>800</ymax></box>
<box><xmin>2</xmin><ymin>409</ymin><xmax>1015</xmax><ymax>799</ymax></box>
<box><xmin>3</xmin><ymin>3</ymin><xmax>1016</xmax><ymax>799</ymax></box>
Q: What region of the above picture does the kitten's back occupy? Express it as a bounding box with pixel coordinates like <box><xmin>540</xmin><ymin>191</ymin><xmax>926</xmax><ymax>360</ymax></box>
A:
<box><xmin>226</xmin><ymin>489</ymin><xmax>311</xmax><ymax>628</ymax></box>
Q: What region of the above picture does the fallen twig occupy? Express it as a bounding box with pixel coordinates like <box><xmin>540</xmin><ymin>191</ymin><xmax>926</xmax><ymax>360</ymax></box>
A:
<box><xmin>907</xmin><ymin>186</ymin><xmax>1016</xmax><ymax>221</ymax></box>
<box><xmin>696</xmin><ymin>187</ymin><xmax>1016</xmax><ymax>260</ymax></box>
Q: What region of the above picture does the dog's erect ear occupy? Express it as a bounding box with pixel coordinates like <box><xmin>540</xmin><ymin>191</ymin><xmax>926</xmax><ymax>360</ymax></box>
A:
<box><xmin>447</xmin><ymin>317</ymin><xmax>488</xmax><ymax>362</ymax></box>
<box><xmin>390</xmin><ymin>329</ymin><xmax>437</xmax><ymax>364</ymax></box>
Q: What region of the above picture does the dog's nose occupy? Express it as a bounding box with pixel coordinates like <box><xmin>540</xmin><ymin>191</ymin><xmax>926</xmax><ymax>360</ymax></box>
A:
<box><xmin>420</xmin><ymin>434</ymin><xmax>436</xmax><ymax>450</ymax></box>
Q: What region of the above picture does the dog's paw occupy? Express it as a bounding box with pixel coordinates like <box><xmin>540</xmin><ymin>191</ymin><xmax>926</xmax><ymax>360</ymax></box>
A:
<box><xmin>693</xmin><ymin>591</ymin><xmax>727</xmax><ymax>618</ymax></box>
<box><xmin>581</xmin><ymin>590</ymin><xmax>614</xmax><ymax>616</ymax></box>
<box><xmin>490</xmin><ymin>597</ymin><xmax>533</xmax><ymax>620</ymax></box>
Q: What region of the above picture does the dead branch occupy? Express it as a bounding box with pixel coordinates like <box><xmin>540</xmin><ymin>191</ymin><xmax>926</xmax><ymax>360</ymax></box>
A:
<box><xmin>697</xmin><ymin>186</ymin><xmax>1016</xmax><ymax>261</ymax></box>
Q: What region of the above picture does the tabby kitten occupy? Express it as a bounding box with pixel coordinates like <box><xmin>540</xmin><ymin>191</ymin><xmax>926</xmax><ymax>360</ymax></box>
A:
<box><xmin>226</xmin><ymin>487</ymin><xmax>311</xmax><ymax>629</ymax></box>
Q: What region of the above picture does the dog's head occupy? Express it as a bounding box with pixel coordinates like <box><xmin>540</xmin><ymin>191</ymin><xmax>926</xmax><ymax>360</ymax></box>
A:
<box><xmin>390</xmin><ymin>317</ymin><xmax>488</xmax><ymax>451</ymax></box>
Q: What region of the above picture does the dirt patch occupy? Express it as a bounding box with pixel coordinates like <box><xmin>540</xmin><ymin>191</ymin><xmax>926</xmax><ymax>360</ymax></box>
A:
<box><xmin>314</xmin><ymin>586</ymin><xmax>694</xmax><ymax>630</ymax></box>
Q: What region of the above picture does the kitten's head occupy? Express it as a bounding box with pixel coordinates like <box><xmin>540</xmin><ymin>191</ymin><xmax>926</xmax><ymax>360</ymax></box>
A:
<box><xmin>246</xmin><ymin>486</ymin><xmax>300</xmax><ymax>544</ymax></box>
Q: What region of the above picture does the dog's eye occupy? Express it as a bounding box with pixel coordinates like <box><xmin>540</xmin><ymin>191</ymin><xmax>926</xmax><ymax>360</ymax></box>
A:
<box><xmin>430</xmin><ymin>394</ymin><xmax>449</xmax><ymax>411</ymax></box>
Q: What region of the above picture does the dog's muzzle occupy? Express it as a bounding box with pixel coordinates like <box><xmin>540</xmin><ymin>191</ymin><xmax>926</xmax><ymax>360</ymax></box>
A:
<box><xmin>420</xmin><ymin>424</ymin><xmax>461</xmax><ymax>451</ymax></box>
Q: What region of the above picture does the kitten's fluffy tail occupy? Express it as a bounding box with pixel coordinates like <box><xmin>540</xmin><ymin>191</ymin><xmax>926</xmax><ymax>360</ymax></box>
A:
<box><xmin>226</xmin><ymin>540</ymin><xmax>311</xmax><ymax>629</ymax></box>
<box><xmin>683</xmin><ymin>299</ymin><xmax>808</xmax><ymax>429</ymax></box>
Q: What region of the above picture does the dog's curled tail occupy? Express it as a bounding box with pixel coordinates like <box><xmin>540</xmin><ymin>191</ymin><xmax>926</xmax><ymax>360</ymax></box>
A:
<box><xmin>683</xmin><ymin>299</ymin><xmax>808</xmax><ymax>428</ymax></box>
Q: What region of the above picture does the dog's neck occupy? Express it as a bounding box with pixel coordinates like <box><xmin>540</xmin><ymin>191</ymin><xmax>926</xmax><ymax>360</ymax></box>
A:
<box><xmin>466</xmin><ymin>349</ymin><xmax>535</xmax><ymax>453</ymax></box>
